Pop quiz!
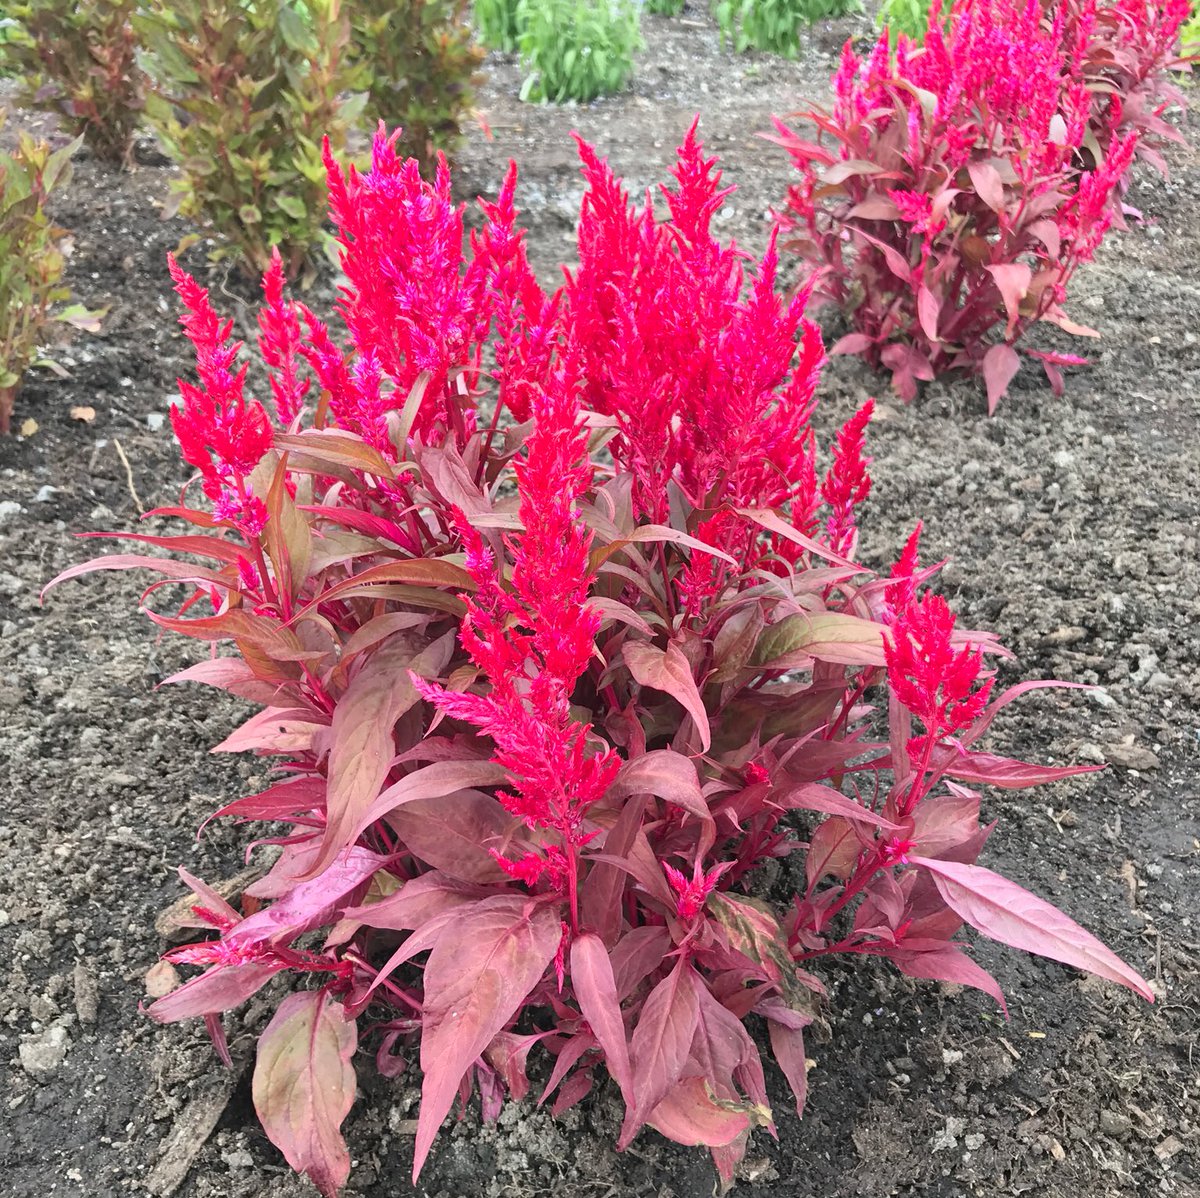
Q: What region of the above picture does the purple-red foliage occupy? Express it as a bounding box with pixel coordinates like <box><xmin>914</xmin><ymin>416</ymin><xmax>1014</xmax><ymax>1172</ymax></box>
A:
<box><xmin>48</xmin><ymin>123</ymin><xmax>1152</xmax><ymax>1196</ymax></box>
<box><xmin>769</xmin><ymin>0</ymin><xmax>1188</xmax><ymax>410</ymax></box>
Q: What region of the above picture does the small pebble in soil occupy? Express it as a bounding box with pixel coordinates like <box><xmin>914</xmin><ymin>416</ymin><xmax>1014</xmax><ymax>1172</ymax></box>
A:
<box><xmin>19</xmin><ymin>1024</ymin><xmax>69</xmax><ymax>1077</ymax></box>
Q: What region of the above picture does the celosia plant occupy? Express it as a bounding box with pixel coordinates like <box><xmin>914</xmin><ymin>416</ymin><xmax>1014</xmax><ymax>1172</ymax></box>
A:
<box><xmin>0</xmin><ymin>121</ymin><xmax>102</xmax><ymax>433</ymax></box>
<box><xmin>3</xmin><ymin>0</ymin><xmax>144</xmax><ymax>166</ymax></box>
<box><xmin>49</xmin><ymin>123</ymin><xmax>1151</xmax><ymax>1195</ymax></box>
<box><xmin>770</xmin><ymin>0</ymin><xmax>1145</xmax><ymax>410</ymax></box>
<box><xmin>1063</xmin><ymin>0</ymin><xmax>1192</xmax><ymax>197</ymax></box>
<box><xmin>135</xmin><ymin>0</ymin><xmax>363</xmax><ymax>278</ymax></box>
<box><xmin>346</xmin><ymin>0</ymin><xmax>483</xmax><ymax>172</ymax></box>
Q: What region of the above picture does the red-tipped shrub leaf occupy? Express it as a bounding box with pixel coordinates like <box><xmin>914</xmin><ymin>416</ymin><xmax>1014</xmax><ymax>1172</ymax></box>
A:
<box><xmin>624</xmin><ymin>641</ymin><xmax>711</xmax><ymax>752</ymax></box>
<box><xmin>571</xmin><ymin>932</ymin><xmax>634</xmax><ymax>1105</ymax></box>
<box><xmin>311</xmin><ymin>632</ymin><xmax>453</xmax><ymax>878</ymax></box>
<box><xmin>885</xmin><ymin>943</ymin><xmax>1008</xmax><ymax>1013</ymax></box>
<box><xmin>414</xmin><ymin>896</ymin><xmax>562</xmax><ymax>1179</ymax></box>
<box><xmin>911</xmin><ymin>857</ymin><xmax>1153</xmax><ymax>1000</ymax></box>
<box><xmin>387</xmin><ymin>790</ymin><xmax>518</xmax><ymax>883</ymax></box>
<box><xmin>620</xmin><ymin>959</ymin><xmax>700</xmax><ymax>1148</ymax></box>
<box><xmin>253</xmin><ymin>991</ymin><xmax>357</xmax><ymax>1198</ymax></box>
<box><xmin>982</xmin><ymin>344</ymin><xmax>1021</xmax><ymax>415</ymax></box>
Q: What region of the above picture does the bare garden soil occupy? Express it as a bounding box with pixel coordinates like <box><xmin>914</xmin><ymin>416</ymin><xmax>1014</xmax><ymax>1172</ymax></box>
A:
<box><xmin>1</xmin><ymin>9</ymin><xmax>1198</xmax><ymax>1198</ymax></box>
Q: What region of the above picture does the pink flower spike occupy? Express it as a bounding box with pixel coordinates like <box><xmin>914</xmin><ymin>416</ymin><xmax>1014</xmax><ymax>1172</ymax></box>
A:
<box><xmin>663</xmin><ymin>859</ymin><xmax>734</xmax><ymax>922</ymax></box>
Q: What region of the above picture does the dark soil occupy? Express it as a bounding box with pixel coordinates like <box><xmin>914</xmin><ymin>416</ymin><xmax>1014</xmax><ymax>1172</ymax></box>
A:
<box><xmin>1</xmin><ymin>9</ymin><xmax>1198</xmax><ymax>1198</ymax></box>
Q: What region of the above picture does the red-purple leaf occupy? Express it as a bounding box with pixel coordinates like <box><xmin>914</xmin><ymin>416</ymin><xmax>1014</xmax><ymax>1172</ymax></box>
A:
<box><xmin>619</xmin><ymin>959</ymin><xmax>700</xmax><ymax>1148</ymax></box>
<box><xmin>165</xmin><ymin>657</ymin><xmax>287</xmax><ymax>705</ymax></box>
<box><xmin>582</xmin><ymin>793</ymin><xmax>649</xmax><ymax>946</ymax></box>
<box><xmin>253</xmin><ymin>991</ymin><xmax>357</xmax><ymax>1198</ymax></box>
<box><xmin>571</xmin><ymin>932</ymin><xmax>633</xmax><ymax>1105</ymax></box>
<box><xmin>939</xmin><ymin>749</ymin><xmax>1101</xmax><ymax>790</ymax></box>
<box><xmin>340</xmin><ymin>870</ymin><xmax>489</xmax><ymax>931</ymax></box>
<box><xmin>209</xmin><ymin>776</ymin><xmax>326</xmax><ymax>825</ymax></box>
<box><xmin>648</xmin><ymin>1077</ymin><xmax>751</xmax><ymax>1148</ymax></box>
<box><xmin>227</xmin><ymin>847</ymin><xmax>386</xmax><ymax>947</ymax></box>
<box><xmin>910</xmin><ymin>857</ymin><xmax>1153</xmax><ymax>1001</ymax></box>
<box><xmin>309</xmin><ymin>632</ymin><xmax>452</xmax><ymax>879</ymax></box>
<box><xmin>607</xmin><ymin>750</ymin><xmax>708</xmax><ymax>823</ymax></box>
<box><xmin>386</xmin><ymin>790</ymin><xmax>516</xmax><ymax>884</ymax></box>
<box><xmin>967</xmin><ymin>160</ymin><xmax>1006</xmax><ymax>213</ymax></box>
<box><xmin>766</xmin><ymin>1014</ymin><xmax>809</xmax><ymax>1118</ymax></box>
<box><xmin>829</xmin><ymin>332</ymin><xmax>876</xmax><ymax>357</ymax></box>
<box><xmin>624</xmin><ymin>641</ymin><xmax>711</xmax><ymax>752</ymax></box>
<box><xmin>147</xmin><ymin>961</ymin><xmax>283</xmax><ymax>1023</ymax></box>
<box><xmin>986</xmin><ymin>263</ymin><xmax>1032</xmax><ymax>339</ymax></box>
<box><xmin>773</xmin><ymin>783</ymin><xmax>900</xmax><ymax>829</ymax></box>
<box><xmin>917</xmin><ymin>285</ymin><xmax>941</xmax><ymax>343</ymax></box>
<box><xmin>212</xmin><ymin>706</ymin><xmax>328</xmax><ymax>755</ymax></box>
<box><xmin>981</xmin><ymin>344</ymin><xmax>1021</xmax><ymax>415</ymax></box>
<box><xmin>414</xmin><ymin>896</ymin><xmax>562</xmax><ymax>1180</ymax></box>
<box><xmin>886</xmin><ymin>943</ymin><xmax>1008</xmax><ymax>1013</ymax></box>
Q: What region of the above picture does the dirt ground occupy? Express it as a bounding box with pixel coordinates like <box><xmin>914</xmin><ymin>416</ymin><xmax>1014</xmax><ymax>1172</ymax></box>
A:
<box><xmin>1</xmin><ymin>7</ymin><xmax>1198</xmax><ymax>1198</ymax></box>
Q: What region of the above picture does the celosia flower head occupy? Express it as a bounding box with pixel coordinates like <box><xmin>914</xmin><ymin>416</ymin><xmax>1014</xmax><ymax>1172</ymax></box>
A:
<box><xmin>885</xmin><ymin>592</ymin><xmax>993</xmax><ymax>739</ymax></box>
<box><xmin>166</xmin><ymin>256</ymin><xmax>273</xmax><ymax>520</ymax></box>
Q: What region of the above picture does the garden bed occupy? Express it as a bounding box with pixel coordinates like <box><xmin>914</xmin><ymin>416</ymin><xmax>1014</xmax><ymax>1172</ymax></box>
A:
<box><xmin>1</xmin><ymin>9</ymin><xmax>1198</xmax><ymax>1197</ymax></box>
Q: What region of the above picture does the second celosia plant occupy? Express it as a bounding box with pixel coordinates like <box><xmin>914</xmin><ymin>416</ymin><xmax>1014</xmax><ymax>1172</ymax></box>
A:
<box><xmin>49</xmin><ymin>122</ymin><xmax>1151</xmax><ymax>1196</ymax></box>
<box><xmin>770</xmin><ymin>0</ymin><xmax>1150</xmax><ymax>410</ymax></box>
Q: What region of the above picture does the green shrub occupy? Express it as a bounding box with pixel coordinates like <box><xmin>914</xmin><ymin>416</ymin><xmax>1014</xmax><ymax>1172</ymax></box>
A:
<box><xmin>135</xmin><ymin>0</ymin><xmax>363</xmax><ymax>279</ymax></box>
<box><xmin>348</xmin><ymin>0</ymin><xmax>483</xmax><ymax>170</ymax></box>
<box><xmin>645</xmin><ymin>0</ymin><xmax>686</xmax><ymax>14</ymax></box>
<box><xmin>877</xmin><ymin>0</ymin><xmax>929</xmax><ymax>40</ymax></box>
<box><xmin>1183</xmin><ymin>3</ymin><xmax>1200</xmax><ymax>53</ymax></box>
<box><xmin>517</xmin><ymin>0</ymin><xmax>642</xmax><ymax>102</ymax></box>
<box><xmin>2</xmin><ymin>0</ymin><xmax>144</xmax><ymax>166</ymax></box>
<box><xmin>714</xmin><ymin>0</ymin><xmax>860</xmax><ymax>56</ymax></box>
<box><xmin>475</xmin><ymin>0</ymin><xmax>523</xmax><ymax>50</ymax></box>
<box><xmin>0</xmin><ymin>121</ymin><xmax>101</xmax><ymax>432</ymax></box>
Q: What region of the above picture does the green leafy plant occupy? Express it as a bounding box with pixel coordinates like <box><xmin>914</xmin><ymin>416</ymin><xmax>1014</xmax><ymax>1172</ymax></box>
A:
<box><xmin>0</xmin><ymin>121</ymin><xmax>101</xmax><ymax>433</ymax></box>
<box><xmin>2</xmin><ymin>0</ymin><xmax>144</xmax><ymax>167</ymax></box>
<box><xmin>715</xmin><ymin>0</ymin><xmax>860</xmax><ymax>57</ymax></box>
<box><xmin>135</xmin><ymin>0</ymin><xmax>363</xmax><ymax>279</ymax></box>
<box><xmin>475</xmin><ymin>0</ymin><xmax>523</xmax><ymax>50</ymax></box>
<box><xmin>517</xmin><ymin>0</ymin><xmax>642</xmax><ymax>102</ymax></box>
<box><xmin>877</xmin><ymin>0</ymin><xmax>929</xmax><ymax>40</ymax></box>
<box><xmin>646</xmin><ymin>0</ymin><xmax>686</xmax><ymax>14</ymax></box>
<box><xmin>347</xmin><ymin>0</ymin><xmax>483</xmax><ymax>171</ymax></box>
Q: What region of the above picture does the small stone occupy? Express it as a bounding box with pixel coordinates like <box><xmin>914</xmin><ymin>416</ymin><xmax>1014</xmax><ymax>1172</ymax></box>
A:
<box><xmin>74</xmin><ymin>962</ymin><xmax>100</xmax><ymax>1026</ymax></box>
<box><xmin>146</xmin><ymin>412</ymin><xmax>167</xmax><ymax>432</ymax></box>
<box><xmin>144</xmin><ymin>961</ymin><xmax>179</xmax><ymax>998</ymax></box>
<box><xmin>1145</xmin><ymin>862</ymin><xmax>1164</xmax><ymax>880</ymax></box>
<box><xmin>964</xmin><ymin>1133</ymin><xmax>985</xmax><ymax>1151</ymax></box>
<box><xmin>942</xmin><ymin>1048</ymin><xmax>964</xmax><ymax>1067</ymax></box>
<box><xmin>34</xmin><ymin>486</ymin><xmax>58</xmax><ymax>503</ymax></box>
<box><xmin>1041</xmin><ymin>626</ymin><xmax>1087</xmax><ymax>647</ymax></box>
<box><xmin>0</xmin><ymin>501</ymin><xmax>23</xmax><ymax>526</ymax></box>
<box><xmin>1104</xmin><ymin>743</ymin><xmax>1160</xmax><ymax>771</ymax></box>
<box><xmin>103</xmin><ymin>771</ymin><xmax>140</xmax><ymax>789</ymax></box>
<box><xmin>931</xmin><ymin>1116</ymin><xmax>966</xmax><ymax>1153</ymax></box>
<box><xmin>1154</xmin><ymin>1135</ymin><xmax>1183</xmax><ymax>1161</ymax></box>
<box><xmin>1077</xmin><ymin>742</ymin><xmax>1106</xmax><ymax>765</ymax></box>
<box><xmin>19</xmin><ymin>1025</ymin><xmax>69</xmax><ymax>1077</ymax></box>
<box><xmin>1099</xmin><ymin>1110</ymin><xmax>1132</xmax><ymax>1137</ymax></box>
<box><xmin>221</xmin><ymin>1150</ymin><xmax>255</xmax><ymax>1169</ymax></box>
